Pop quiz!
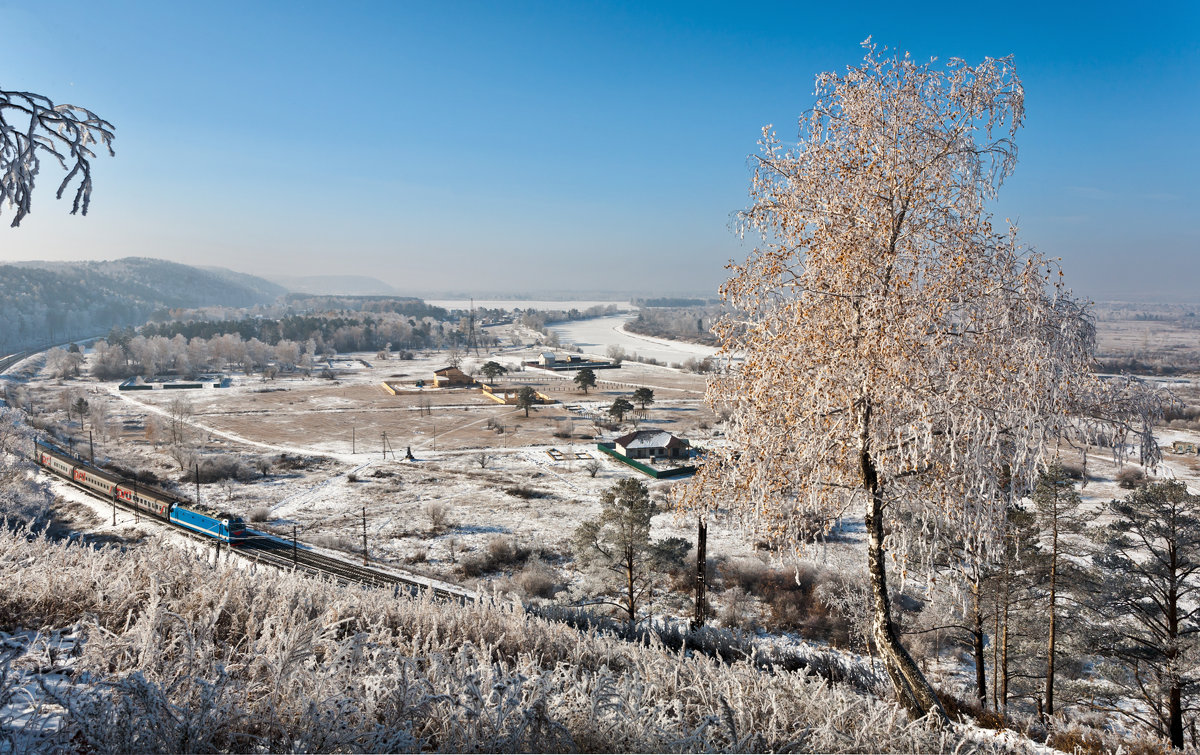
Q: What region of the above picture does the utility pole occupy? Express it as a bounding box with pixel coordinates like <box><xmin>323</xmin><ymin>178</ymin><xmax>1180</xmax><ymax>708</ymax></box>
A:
<box><xmin>88</xmin><ymin>429</ymin><xmax>94</xmax><ymax>464</ymax></box>
<box><xmin>362</xmin><ymin>505</ymin><xmax>368</xmax><ymax>565</ymax></box>
<box><xmin>381</xmin><ymin>431</ymin><xmax>395</xmax><ymax>461</ymax></box>
<box><xmin>111</xmin><ymin>490</ymin><xmax>116</xmax><ymax>527</ymax></box>
<box><xmin>195</xmin><ymin>462</ymin><xmax>201</xmax><ymax>506</ymax></box>
<box><xmin>292</xmin><ymin>525</ymin><xmax>298</xmax><ymax>567</ymax></box>
<box><xmin>352</xmin><ymin>424</ymin><xmax>356</xmax><ymax>454</ymax></box>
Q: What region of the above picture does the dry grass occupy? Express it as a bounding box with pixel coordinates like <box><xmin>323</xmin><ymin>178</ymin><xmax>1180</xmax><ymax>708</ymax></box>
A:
<box><xmin>0</xmin><ymin>526</ymin><xmax>1007</xmax><ymax>753</ymax></box>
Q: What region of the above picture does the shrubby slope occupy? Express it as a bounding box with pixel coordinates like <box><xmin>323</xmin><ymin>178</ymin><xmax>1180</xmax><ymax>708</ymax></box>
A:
<box><xmin>0</xmin><ymin>527</ymin><xmax>1028</xmax><ymax>753</ymax></box>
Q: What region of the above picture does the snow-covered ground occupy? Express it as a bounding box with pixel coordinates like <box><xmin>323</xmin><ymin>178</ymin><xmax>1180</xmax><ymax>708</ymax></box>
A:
<box><xmin>17</xmin><ymin>332</ymin><xmax>740</xmax><ymax>591</ymax></box>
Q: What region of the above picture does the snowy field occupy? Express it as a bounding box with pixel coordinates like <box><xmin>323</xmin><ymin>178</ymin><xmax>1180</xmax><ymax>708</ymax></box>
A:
<box><xmin>12</xmin><ymin>318</ymin><xmax>1200</xmax><ymax>614</ymax></box>
<box><xmin>15</xmin><ymin>328</ymin><xmax>745</xmax><ymax>595</ymax></box>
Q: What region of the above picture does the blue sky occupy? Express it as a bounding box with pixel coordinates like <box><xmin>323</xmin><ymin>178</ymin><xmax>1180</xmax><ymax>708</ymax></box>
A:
<box><xmin>0</xmin><ymin>1</ymin><xmax>1196</xmax><ymax>299</ymax></box>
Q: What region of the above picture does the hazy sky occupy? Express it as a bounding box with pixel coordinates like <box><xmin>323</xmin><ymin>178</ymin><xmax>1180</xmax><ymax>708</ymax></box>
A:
<box><xmin>0</xmin><ymin>1</ymin><xmax>1196</xmax><ymax>299</ymax></box>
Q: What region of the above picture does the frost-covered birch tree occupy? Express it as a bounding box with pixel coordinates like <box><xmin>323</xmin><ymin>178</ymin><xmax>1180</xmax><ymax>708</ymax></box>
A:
<box><xmin>683</xmin><ymin>43</ymin><xmax>1099</xmax><ymax>721</ymax></box>
<box><xmin>1</xmin><ymin>88</ymin><xmax>114</xmax><ymax>227</ymax></box>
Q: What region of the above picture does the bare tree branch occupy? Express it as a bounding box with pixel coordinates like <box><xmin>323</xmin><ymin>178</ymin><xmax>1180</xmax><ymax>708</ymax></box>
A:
<box><xmin>1</xmin><ymin>88</ymin><xmax>115</xmax><ymax>227</ymax></box>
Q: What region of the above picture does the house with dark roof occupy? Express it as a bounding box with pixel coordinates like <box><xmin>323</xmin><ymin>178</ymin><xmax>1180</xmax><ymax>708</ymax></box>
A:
<box><xmin>613</xmin><ymin>429</ymin><xmax>690</xmax><ymax>460</ymax></box>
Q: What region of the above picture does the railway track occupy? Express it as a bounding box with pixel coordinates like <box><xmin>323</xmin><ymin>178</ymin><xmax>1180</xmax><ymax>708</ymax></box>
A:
<box><xmin>9</xmin><ymin>344</ymin><xmax>476</xmax><ymax>603</ymax></box>
<box><xmin>0</xmin><ymin>350</ymin><xmax>32</xmax><ymax>377</ymax></box>
<box><xmin>237</xmin><ymin>531</ymin><xmax>473</xmax><ymax>602</ymax></box>
<box><xmin>47</xmin><ymin>466</ymin><xmax>476</xmax><ymax>603</ymax></box>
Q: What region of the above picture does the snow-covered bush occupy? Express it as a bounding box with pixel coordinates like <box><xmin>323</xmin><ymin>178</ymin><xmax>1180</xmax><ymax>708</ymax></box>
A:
<box><xmin>0</xmin><ymin>410</ymin><xmax>53</xmax><ymax>531</ymax></box>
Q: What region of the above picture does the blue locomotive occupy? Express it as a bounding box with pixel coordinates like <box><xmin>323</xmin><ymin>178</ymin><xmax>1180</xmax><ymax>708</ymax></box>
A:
<box><xmin>35</xmin><ymin>440</ymin><xmax>246</xmax><ymax>544</ymax></box>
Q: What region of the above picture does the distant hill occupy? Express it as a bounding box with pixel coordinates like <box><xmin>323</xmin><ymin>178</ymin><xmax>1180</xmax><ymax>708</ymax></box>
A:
<box><xmin>269</xmin><ymin>274</ymin><xmax>401</xmax><ymax>296</ymax></box>
<box><xmin>0</xmin><ymin>257</ymin><xmax>285</xmax><ymax>353</ymax></box>
<box><xmin>198</xmin><ymin>265</ymin><xmax>290</xmax><ymax>302</ymax></box>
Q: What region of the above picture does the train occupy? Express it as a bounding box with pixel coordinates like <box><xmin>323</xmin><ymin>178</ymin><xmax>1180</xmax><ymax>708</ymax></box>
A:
<box><xmin>34</xmin><ymin>439</ymin><xmax>247</xmax><ymax>544</ymax></box>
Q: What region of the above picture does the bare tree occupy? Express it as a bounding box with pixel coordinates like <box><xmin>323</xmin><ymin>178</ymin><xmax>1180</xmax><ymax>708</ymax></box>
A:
<box><xmin>681</xmin><ymin>43</ymin><xmax>1102</xmax><ymax>721</ymax></box>
<box><xmin>1</xmin><ymin>88</ymin><xmax>114</xmax><ymax>227</ymax></box>
<box><xmin>167</xmin><ymin>443</ymin><xmax>197</xmax><ymax>472</ymax></box>
<box><xmin>167</xmin><ymin>395</ymin><xmax>194</xmax><ymax>446</ymax></box>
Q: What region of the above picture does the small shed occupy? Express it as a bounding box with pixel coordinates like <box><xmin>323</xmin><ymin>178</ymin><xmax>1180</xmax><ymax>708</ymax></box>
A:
<box><xmin>539</xmin><ymin>352</ymin><xmax>557</xmax><ymax>367</ymax></box>
<box><xmin>614</xmin><ymin>430</ymin><xmax>690</xmax><ymax>460</ymax></box>
<box><xmin>433</xmin><ymin>366</ymin><xmax>474</xmax><ymax>387</ymax></box>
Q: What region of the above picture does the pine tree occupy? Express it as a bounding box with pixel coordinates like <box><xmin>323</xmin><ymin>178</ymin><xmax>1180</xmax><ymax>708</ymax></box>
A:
<box><xmin>1030</xmin><ymin>462</ymin><xmax>1085</xmax><ymax>719</ymax></box>
<box><xmin>1093</xmin><ymin>481</ymin><xmax>1200</xmax><ymax>748</ymax></box>
<box><xmin>572</xmin><ymin>478</ymin><xmax>687</xmax><ymax>624</ymax></box>
<box><xmin>573</xmin><ymin>367</ymin><xmax>597</xmax><ymax>394</ymax></box>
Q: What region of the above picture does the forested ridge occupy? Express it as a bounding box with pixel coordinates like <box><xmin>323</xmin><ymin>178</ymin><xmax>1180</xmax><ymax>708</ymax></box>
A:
<box><xmin>0</xmin><ymin>258</ymin><xmax>284</xmax><ymax>353</ymax></box>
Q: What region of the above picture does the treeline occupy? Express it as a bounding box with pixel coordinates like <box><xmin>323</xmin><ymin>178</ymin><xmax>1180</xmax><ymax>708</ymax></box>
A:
<box><xmin>134</xmin><ymin>311</ymin><xmax>470</xmax><ymax>357</ymax></box>
<box><xmin>632</xmin><ymin>297</ymin><xmax>717</xmax><ymax>307</ymax></box>
<box><xmin>515</xmin><ymin>304</ymin><xmax>624</xmax><ymax>331</ymax></box>
<box><xmin>282</xmin><ymin>294</ymin><xmax>448</xmax><ymax>319</ymax></box>
<box><xmin>86</xmin><ymin>314</ymin><xmax>471</xmax><ymax>379</ymax></box>
<box><xmin>624</xmin><ymin>305</ymin><xmax>723</xmax><ymax>346</ymax></box>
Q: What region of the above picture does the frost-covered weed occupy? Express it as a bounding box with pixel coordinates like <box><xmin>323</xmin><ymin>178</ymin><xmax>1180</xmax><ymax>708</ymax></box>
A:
<box><xmin>0</xmin><ymin>527</ymin><xmax>1034</xmax><ymax>752</ymax></box>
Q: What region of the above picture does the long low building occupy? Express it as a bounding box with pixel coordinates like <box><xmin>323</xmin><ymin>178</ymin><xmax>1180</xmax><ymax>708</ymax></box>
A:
<box><xmin>613</xmin><ymin>429</ymin><xmax>690</xmax><ymax>460</ymax></box>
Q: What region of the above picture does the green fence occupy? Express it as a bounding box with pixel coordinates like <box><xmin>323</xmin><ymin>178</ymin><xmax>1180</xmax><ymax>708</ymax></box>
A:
<box><xmin>596</xmin><ymin>443</ymin><xmax>695</xmax><ymax>479</ymax></box>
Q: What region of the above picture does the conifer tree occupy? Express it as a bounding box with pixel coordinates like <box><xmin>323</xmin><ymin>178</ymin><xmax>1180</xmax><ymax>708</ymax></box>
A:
<box><xmin>1031</xmin><ymin>462</ymin><xmax>1085</xmax><ymax>719</ymax></box>
<box><xmin>1093</xmin><ymin>481</ymin><xmax>1200</xmax><ymax>749</ymax></box>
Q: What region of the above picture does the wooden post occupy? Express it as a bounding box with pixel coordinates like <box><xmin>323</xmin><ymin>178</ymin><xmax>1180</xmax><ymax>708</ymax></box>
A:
<box><xmin>88</xmin><ymin>430</ymin><xmax>94</xmax><ymax>464</ymax></box>
<box><xmin>362</xmin><ymin>505</ymin><xmax>368</xmax><ymax>565</ymax></box>
<box><xmin>195</xmin><ymin>463</ymin><xmax>201</xmax><ymax>505</ymax></box>
<box><xmin>293</xmin><ymin>525</ymin><xmax>298</xmax><ymax>567</ymax></box>
<box><xmin>693</xmin><ymin>515</ymin><xmax>707</xmax><ymax>630</ymax></box>
<box><xmin>352</xmin><ymin>425</ymin><xmax>356</xmax><ymax>454</ymax></box>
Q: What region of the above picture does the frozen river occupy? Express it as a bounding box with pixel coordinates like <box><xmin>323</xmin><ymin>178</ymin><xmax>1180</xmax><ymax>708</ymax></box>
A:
<box><xmin>426</xmin><ymin>299</ymin><xmax>634</xmax><ymax>312</ymax></box>
<box><xmin>548</xmin><ymin>314</ymin><xmax>721</xmax><ymax>365</ymax></box>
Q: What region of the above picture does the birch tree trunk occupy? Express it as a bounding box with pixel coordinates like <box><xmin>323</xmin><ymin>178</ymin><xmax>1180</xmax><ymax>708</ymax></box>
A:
<box><xmin>860</xmin><ymin>399</ymin><xmax>947</xmax><ymax>721</ymax></box>
<box><xmin>867</xmin><ymin>491</ymin><xmax>947</xmax><ymax>721</ymax></box>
